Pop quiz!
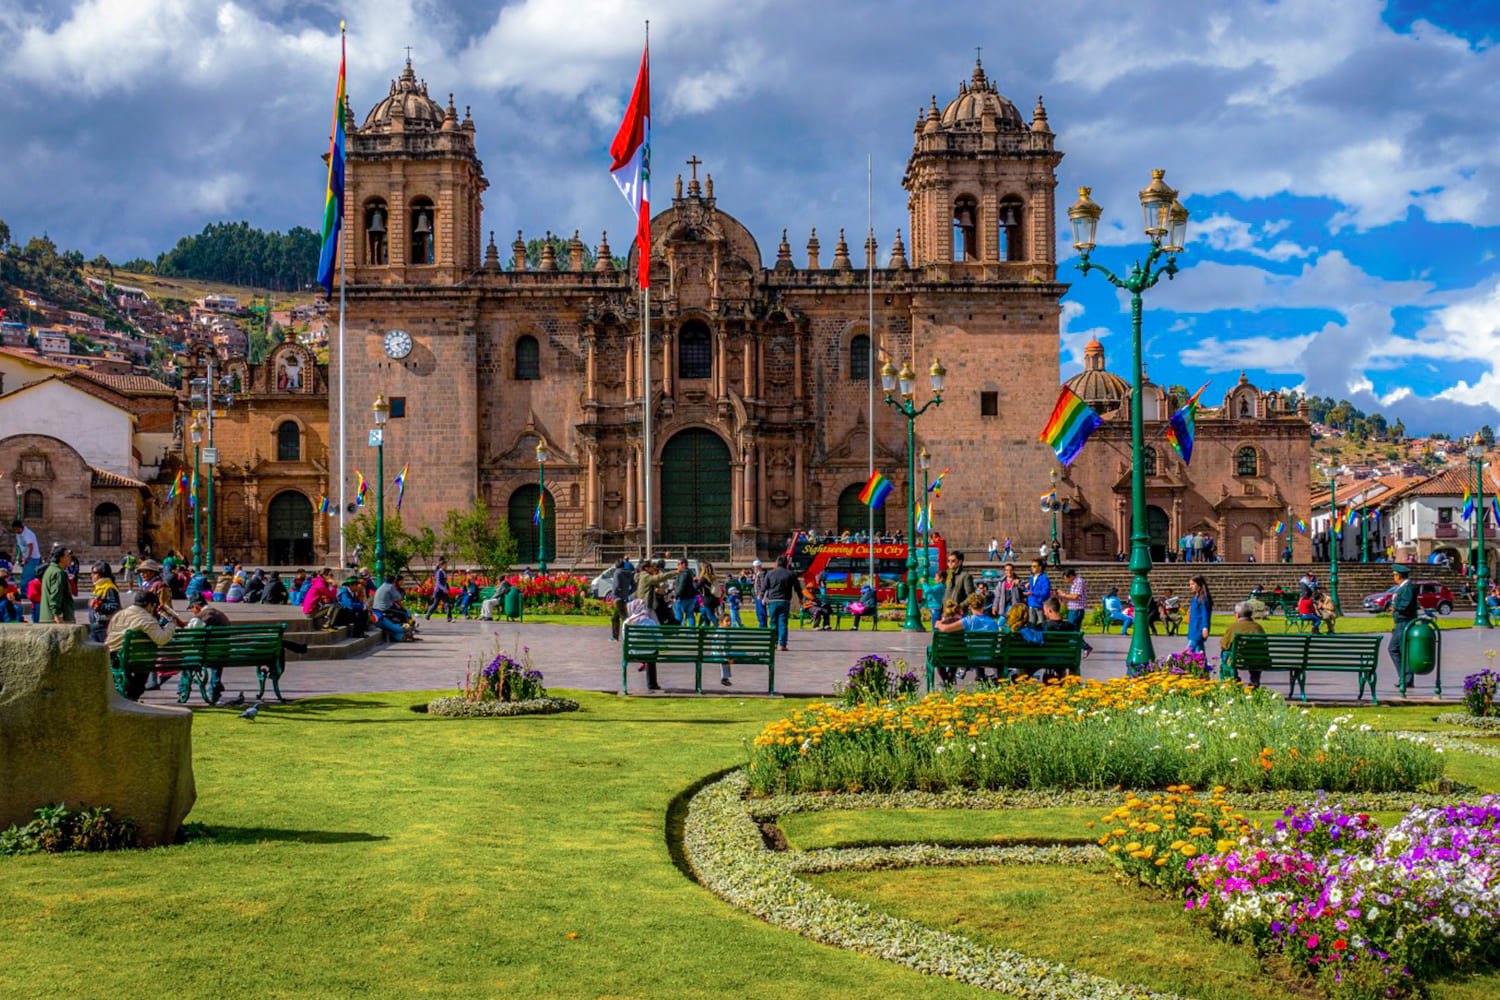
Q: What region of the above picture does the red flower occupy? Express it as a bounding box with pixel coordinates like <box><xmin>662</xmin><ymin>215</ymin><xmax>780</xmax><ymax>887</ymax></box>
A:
<box><xmin>1332</xmin><ymin>939</ymin><xmax>1346</xmax><ymax>952</ymax></box>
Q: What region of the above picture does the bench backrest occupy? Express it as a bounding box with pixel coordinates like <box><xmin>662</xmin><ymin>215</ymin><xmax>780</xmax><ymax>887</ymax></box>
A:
<box><xmin>118</xmin><ymin>628</ymin><xmax>207</xmax><ymax>669</ymax></box>
<box><xmin>623</xmin><ymin>624</ymin><xmax>776</xmax><ymax>655</ymax></box>
<box><xmin>1000</xmin><ymin>630</ymin><xmax>1085</xmax><ymax>669</ymax></box>
<box><xmin>200</xmin><ymin>623</ymin><xmax>287</xmax><ymax>665</ymax></box>
<box><xmin>929</xmin><ymin>631</ymin><xmax>1001</xmax><ymax>665</ymax></box>
<box><xmin>1228</xmin><ymin>633</ymin><xmax>1381</xmax><ymax>670</ymax></box>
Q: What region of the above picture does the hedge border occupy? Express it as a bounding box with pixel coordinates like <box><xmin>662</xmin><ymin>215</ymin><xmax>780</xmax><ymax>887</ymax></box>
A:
<box><xmin>425</xmin><ymin>696</ymin><xmax>580</xmax><ymax>718</ymax></box>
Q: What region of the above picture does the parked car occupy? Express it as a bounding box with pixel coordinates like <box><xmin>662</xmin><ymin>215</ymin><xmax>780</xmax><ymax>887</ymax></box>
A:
<box><xmin>1363</xmin><ymin>581</ymin><xmax>1454</xmax><ymax>615</ymax></box>
<box><xmin>589</xmin><ymin>567</ymin><xmax>617</xmax><ymax>599</ymax></box>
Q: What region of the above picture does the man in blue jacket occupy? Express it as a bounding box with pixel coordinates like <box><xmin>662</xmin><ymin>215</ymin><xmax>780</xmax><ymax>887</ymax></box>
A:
<box><xmin>1025</xmin><ymin>558</ymin><xmax>1051</xmax><ymax>625</ymax></box>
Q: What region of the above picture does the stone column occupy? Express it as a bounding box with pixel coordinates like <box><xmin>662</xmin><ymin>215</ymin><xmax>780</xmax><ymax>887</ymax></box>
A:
<box><xmin>793</xmin><ymin>442</ymin><xmax>805</xmax><ymax>523</ymax></box>
<box><xmin>626</xmin><ymin>449</ymin><xmax>638</xmax><ymax>529</ymax></box>
<box><xmin>586</xmin><ymin>447</ymin><xmax>600</xmax><ymax>530</ymax></box>
<box><xmin>663</xmin><ymin>327</ymin><xmax>674</xmax><ymax>396</ymax></box>
<box><xmin>743</xmin><ymin>337</ymin><xmax>755</xmax><ymax>399</ymax></box>
<box><xmin>793</xmin><ymin>329</ymin><xmax>804</xmax><ymax>400</ymax></box>
<box><xmin>741</xmin><ymin>442</ymin><xmax>757</xmax><ymax>529</ymax></box>
<box><xmin>584</xmin><ymin>331</ymin><xmax>598</xmax><ymax>405</ymax></box>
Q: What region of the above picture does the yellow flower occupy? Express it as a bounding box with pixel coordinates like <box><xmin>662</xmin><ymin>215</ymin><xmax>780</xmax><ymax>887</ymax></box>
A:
<box><xmin>1125</xmin><ymin>842</ymin><xmax>1141</xmax><ymax>852</ymax></box>
<box><xmin>1180</xmin><ymin>844</ymin><xmax>1199</xmax><ymax>857</ymax></box>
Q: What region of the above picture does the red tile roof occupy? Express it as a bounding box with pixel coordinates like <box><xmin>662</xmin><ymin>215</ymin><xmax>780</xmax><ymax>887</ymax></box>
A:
<box><xmin>89</xmin><ymin>466</ymin><xmax>148</xmax><ymax>490</ymax></box>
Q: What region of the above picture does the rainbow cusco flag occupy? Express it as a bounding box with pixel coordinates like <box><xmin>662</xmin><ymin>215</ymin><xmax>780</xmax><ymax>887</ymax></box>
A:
<box><xmin>857</xmin><ymin>470</ymin><xmax>894</xmax><ymax>510</ymax></box>
<box><xmin>1039</xmin><ymin>386</ymin><xmax>1102</xmax><ymax>466</ymax></box>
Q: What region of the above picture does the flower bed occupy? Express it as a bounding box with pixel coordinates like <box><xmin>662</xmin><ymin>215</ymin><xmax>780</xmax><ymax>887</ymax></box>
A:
<box><xmin>425</xmin><ymin>643</ymin><xmax>577</xmax><ymax>717</ymax></box>
<box><xmin>1187</xmin><ymin>796</ymin><xmax>1500</xmax><ymax>999</ymax></box>
<box><xmin>426</xmin><ymin>696</ymin><xmax>578</xmax><ymax>717</ymax></box>
<box><xmin>837</xmin><ymin>654</ymin><xmax>919</xmax><ymax>706</ymax></box>
<box><xmin>746</xmin><ymin>676</ymin><xmax>1444</xmax><ymax>795</ymax></box>
<box><xmin>1094</xmin><ymin>786</ymin><xmax>1255</xmax><ymax>891</ymax></box>
<box><xmin>1464</xmin><ymin>668</ymin><xmax>1500</xmax><ymax>718</ymax></box>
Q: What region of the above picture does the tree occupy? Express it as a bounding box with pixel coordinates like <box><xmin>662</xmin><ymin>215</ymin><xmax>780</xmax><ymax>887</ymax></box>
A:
<box><xmin>1482</xmin><ymin>425</ymin><xmax>1495</xmax><ymax>447</ymax></box>
<box><xmin>1392</xmin><ymin>418</ymin><xmax>1406</xmax><ymax>441</ymax></box>
<box><xmin>440</xmin><ymin>499</ymin><xmax>517</xmax><ymax>581</ymax></box>
<box><xmin>342</xmin><ymin>510</ymin><xmax>420</xmax><ymax>579</ymax></box>
<box><xmin>0</xmin><ymin>218</ymin><xmax>10</xmax><ymax>252</ymax></box>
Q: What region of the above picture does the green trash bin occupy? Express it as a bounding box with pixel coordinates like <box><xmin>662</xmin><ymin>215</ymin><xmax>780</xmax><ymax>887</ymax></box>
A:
<box><xmin>503</xmin><ymin>586</ymin><xmax>523</xmax><ymax>622</ymax></box>
<box><xmin>1399</xmin><ymin>617</ymin><xmax>1442</xmax><ymax>698</ymax></box>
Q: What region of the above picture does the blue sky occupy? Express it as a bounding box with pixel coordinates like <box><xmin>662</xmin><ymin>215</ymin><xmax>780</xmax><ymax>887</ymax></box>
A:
<box><xmin>1</xmin><ymin>0</ymin><xmax>1498</xmax><ymax>434</ymax></box>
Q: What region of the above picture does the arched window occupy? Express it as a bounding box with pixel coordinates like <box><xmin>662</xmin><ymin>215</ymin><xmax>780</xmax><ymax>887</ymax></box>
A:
<box><xmin>837</xmin><ymin>483</ymin><xmax>886</xmax><ymax>535</ymax></box>
<box><xmin>999</xmin><ymin>196</ymin><xmax>1025</xmax><ymax>261</ymax></box>
<box><xmin>515</xmin><ymin>335</ymin><xmax>540</xmax><ymax>380</ymax></box>
<box><xmin>678</xmin><ymin>320</ymin><xmax>712</xmax><ymax>380</ymax></box>
<box><xmin>1239</xmin><ymin>395</ymin><xmax>1251</xmax><ymax>417</ymax></box>
<box><xmin>849</xmin><ymin>333</ymin><xmax>870</xmax><ymax>381</ymax></box>
<box><xmin>364</xmin><ymin>199</ymin><xmax>388</xmax><ymax>265</ymax></box>
<box><xmin>953</xmin><ymin>196</ymin><xmax>978</xmax><ymax>261</ymax></box>
<box><xmin>1236</xmin><ymin>447</ymin><xmax>1259</xmax><ymax>477</ymax></box>
<box><xmin>1141</xmin><ymin>447</ymin><xmax>1158</xmax><ymax>476</ymax></box>
<box><xmin>93</xmin><ymin>503</ymin><xmax>121</xmax><ymax>547</ymax></box>
<box><xmin>277</xmin><ymin>421</ymin><xmax>301</xmax><ymax>462</ymax></box>
<box><xmin>22</xmin><ymin>489</ymin><xmax>43</xmax><ymax>520</ymax></box>
<box><xmin>409</xmin><ymin>196</ymin><xmax>435</xmax><ymax>264</ymax></box>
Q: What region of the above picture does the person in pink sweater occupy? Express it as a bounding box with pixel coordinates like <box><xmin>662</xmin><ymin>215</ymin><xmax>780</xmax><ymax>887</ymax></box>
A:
<box><xmin>301</xmin><ymin>571</ymin><xmax>335</xmax><ymax>618</ymax></box>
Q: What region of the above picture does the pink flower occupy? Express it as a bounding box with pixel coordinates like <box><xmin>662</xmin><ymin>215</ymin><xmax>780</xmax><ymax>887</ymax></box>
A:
<box><xmin>1306</xmin><ymin>934</ymin><xmax>1319</xmax><ymax>948</ymax></box>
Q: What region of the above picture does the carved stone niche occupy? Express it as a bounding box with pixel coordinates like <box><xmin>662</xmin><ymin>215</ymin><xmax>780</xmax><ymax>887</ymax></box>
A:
<box><xmin>770</xmin><ymin>489</ymin><xmax>791</xmax><ymax>508</ymax></box>
<box><xmin>603</xmin><ymin>490</ymin><xmax>623</xmax><ymax>508</ymax></box>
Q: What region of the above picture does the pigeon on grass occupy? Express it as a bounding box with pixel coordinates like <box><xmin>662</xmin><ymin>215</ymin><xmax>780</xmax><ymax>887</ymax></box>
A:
<box><xmin>238</xmin><ymin>703</ymin><xmax>260</xmax><ymax>721</ymax></box>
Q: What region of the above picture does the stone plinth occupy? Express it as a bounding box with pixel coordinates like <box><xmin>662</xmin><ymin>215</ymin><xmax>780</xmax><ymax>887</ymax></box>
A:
<box><xmin>0</xmin><ymin>626</ymin><xmax>195</xmax><ymax>846</ymax></box>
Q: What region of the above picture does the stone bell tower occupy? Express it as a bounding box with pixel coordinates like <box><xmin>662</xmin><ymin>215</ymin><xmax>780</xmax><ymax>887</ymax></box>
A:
<box><xmin>342</xmin><ymin>58</ymin><xmax>488</xmax><ymax>286</ymax></box>
<box><xmin>903</xmin><ymin>57</ymin><xmax>1062</xmax><ymax>277</ymax></box>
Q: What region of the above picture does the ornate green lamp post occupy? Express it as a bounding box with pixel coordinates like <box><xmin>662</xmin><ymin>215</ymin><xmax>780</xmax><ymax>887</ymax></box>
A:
<box><xmin>1469</xmin><ymin>431</ymin><xmax>1493</xmax><ymax>628</ymax></box>
<box><xmin>189</xmin><ymin>415</ymin><xmax>204</xmax><ymax>572</ymax></box>
<box><xmin>919</xmin><ymin>446</ymin><xmax>931</xmax><ymax>583</ymax></box>
<box><xmin>1328</xmin><ymin>473</ymin><xmax>1343</xmax><ymax>615</ymax></box>
<box><xmin>1067</xmin><ymin>172</ymin><xmax>1190</xmax><ymax>670</ymax></box>
<box><xmin>536</xmin><ymin>440</ymin><xmax>549</xmax><ymax>575</ymax></box>
<box><xmin>882</xmin><ymin>356</ymin><xmax>945</xmax><ymax>631</ymax></box>
<box><xmin>1043</xmin><ymin>468</ymin><xmax>1070</xmax><ymax>566</ymax></box>
<box><xmin>372</xmin><ymin>395</ymin><xmax>389</xmax><ymax>581</ymax></box>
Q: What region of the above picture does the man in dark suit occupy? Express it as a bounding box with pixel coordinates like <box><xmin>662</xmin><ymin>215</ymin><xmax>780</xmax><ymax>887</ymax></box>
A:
<box><xmin>1388</xmin><ymin>564</ymin><xmax>1419</xmax><ymax>686</ymax></box>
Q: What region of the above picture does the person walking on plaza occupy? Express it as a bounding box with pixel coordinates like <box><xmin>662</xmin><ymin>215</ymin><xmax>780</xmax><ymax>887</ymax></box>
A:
<box><xmin>609</xmin><ymin>558</ymin><xmax>635</xmax><ymax>641</ymax></box>
<box><xmin>991</xmin><ymin>562</ymin><xmax>1021</xmax><ymax>617</ymax></box>
<box><xmin>942</xmin><ymin>551</ymin><xmax>975</xmax><ymax>609</ymax></box>
<box><xmin>761</xmin><ymin>554</ymin><xmax>803</xmax><ymax>652</ymax></box>
<box><xmin>426</xmin><ymin>559</ymin><xmax>455</xmax><ymax>620</ymax></box>
<box><xmin>1221</xmin><ymin>603</ymin><xmax>1266</xmax><ymax>687</ymax></box>
<box><xmin>1024</xmin><ymin>558</ymin><xmax>1050</xmax><ymax>625</ymax></box>
<box><xmin>38</xmin><ymin>546</ymin><xmax>75</xmax><ymax>624</ymax></box>
<box><xmin>673</xmin><ymin>558</ymin><xmax>698</xmax><ymax>627</ymax></box>
<box><xmin>988</xmin><ymin>537</ymin><xmax>999</xmax><ymax>562</ymax></box>
<box><xmin>12</xmin><ymin>519</ymin><xmax>41</xmax><ymax>589</ymax></box>
<box><xmin>88</xmin><ymin>561</ymin><xmax>121</xmax><ymax>642</ymax></box>
<box><xmin>122</xmin><ymin>551</ymin><xmax>138</xmax><ymax>590</ymax></box>
<box><xmin>1387</xmin><ymin>564</ymin><xmax>1419</xmax><ymax>686</ymax></box>
<box><xmin>751</xmin><ymin>559</ymin><xmax>769</xmax><ymax>628</ymax></box>
<box><xmin>1186</xmin><ymin>575</ymin><xmax>1213</xmax><ymax>655</ymax></box>
<box><xmin>1062</xmin><ymin>567</ymin><xmax>1093</xmax><ymax>656</ymax></box>
<box><xmin>1003</xmin><ymin>537</ymin><xmax>1013</xmax><ymax>561</ymax></box>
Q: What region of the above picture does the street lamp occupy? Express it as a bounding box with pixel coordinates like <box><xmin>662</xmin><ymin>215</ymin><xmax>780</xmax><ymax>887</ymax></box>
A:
<box><xmin>883</xmin><ymin>355</ymin><xmax>945</xmax><ymax>630</ymax></box>
<box><xmin>1068</xmin><ymin>170</ymin><xmax>1190</xmax><ymax>669</ymax></box>
<box><xmin>1468</xmin><ymin>431</ymin><xmax>1493</xmax><ymax>628</ymax></box>
<box><xmin>918</xmin><ymin>446</ymin><xmax>931</xmax><ymax>583</ymax></box>
<box><xmin>536</xmin><ymin>440</ymin><xmax>549</xmax><ymax>574</ymax></box>
<box><xmin>1044</xmin><ymin>468</ymin><xmax>1070</xmax><ymax>566</ymax></box>
<box><xmin>372</xmin><ymin>395</ymin><xmax>389</xmax><ymax>581</ymax></box>
<box><xmin>190</xmin><ymin>415</ymin><xmax>204</xmax><ymax>572</ymax></box>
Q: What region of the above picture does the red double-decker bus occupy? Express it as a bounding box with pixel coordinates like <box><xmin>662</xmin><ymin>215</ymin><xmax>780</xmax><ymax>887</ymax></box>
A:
<box><xmin>784</xmin><ymin>535</ymin><xmax>948</xmax><ymax>603</ymax></box>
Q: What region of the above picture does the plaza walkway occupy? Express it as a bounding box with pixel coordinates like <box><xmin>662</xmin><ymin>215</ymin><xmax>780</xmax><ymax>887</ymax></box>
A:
<box><xmin>139</xmin><ymin>602</ymin><xmax>1498</xmax><ymax>706</ymax></box>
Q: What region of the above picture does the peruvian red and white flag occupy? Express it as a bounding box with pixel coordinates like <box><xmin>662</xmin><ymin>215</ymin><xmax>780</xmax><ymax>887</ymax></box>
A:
<box><xmin>609</xmin><ymin>40</ymin><xmax>651</xmax><ymax>289</ymax></box>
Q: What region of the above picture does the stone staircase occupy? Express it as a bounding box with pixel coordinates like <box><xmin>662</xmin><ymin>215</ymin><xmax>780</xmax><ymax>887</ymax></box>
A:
<box><xmin>280</xmin><ymin>615</ymin><xmax>388</xmax><ymax>661</ymax></box>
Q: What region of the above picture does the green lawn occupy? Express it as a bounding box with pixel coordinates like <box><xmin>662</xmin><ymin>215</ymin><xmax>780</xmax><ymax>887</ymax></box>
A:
<box><xmin>0</xmin><ymin>692</ymin><xmax>983</xmax><ymax>1000</ymax></box>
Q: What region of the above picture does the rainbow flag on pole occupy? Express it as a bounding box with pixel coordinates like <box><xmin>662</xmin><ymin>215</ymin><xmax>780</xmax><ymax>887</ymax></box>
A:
<box><xmin>354</xmin><ymin>469</ymin><xmax>368</xmax><ymax>508</ymax></box>
<box><xmin>927</xmin><ymin>467</ymin><xmax>951</xmax><ymax>498</ymax></box>
<box><xmin>188</xmin><ymin>466</ymin><xmax>197</xmax><ymax>509</ymax></box>
<box><xmin>915</xmin><ymin>502</ymin><xmax>930</xmax><ymax>534</ymax></box>
<box><xmin>1166</xmin><ymin>382</ymin><xmax>1209</xmax><ymax>465</ymax></box>
<box><xmin>1272</xmin><ymin>519</ymin><xmax>1285</xmax><ymax>535</ymax></box>
<box><xmin>1039</xmin><ymin>386</ymin><xmax>1101</xmax><ymax>466</ymax></box>
<box><xmin>393</xmin><ymin>463</ymin><xmax>408</xmax><ymax>513</ymax></box>
<box><xmin>1463</xmin><ymin>485</ymin><xmax>1475</xmax><ymax>521</ymax></box>
<box><xmin>316</xmin><ymin>23</ymin><xmax>347</xmax><ymax>296</ymax></box>
<box><xmin>533</xmin><ymin>493</ymin><xmax>545</xmax><ymax>526</ymax></box>
<box><xmin>857</xmin><ymin>470</ymin><xmax>894</xmax><ymax>510</ymax></box>
<box><xmin>1295</xmin><ymin>517</ymin><xmax>1309</xmax><ymax>535</ymax></box>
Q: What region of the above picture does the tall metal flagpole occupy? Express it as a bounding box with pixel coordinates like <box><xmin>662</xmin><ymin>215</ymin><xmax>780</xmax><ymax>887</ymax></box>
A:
<box><xmin>642</xmin><ymin>22</ymin><xmax>652</xmax><ymax>561</ymax></box>
<box><xmin>336</xmin><ymin>23</ymin><xmax>348</xmax><ymax>570</ymax></box>
<box><xmin>867</xmin><ymin>154</ymin><xmax>876</xmax><ymax>584</ymax></box>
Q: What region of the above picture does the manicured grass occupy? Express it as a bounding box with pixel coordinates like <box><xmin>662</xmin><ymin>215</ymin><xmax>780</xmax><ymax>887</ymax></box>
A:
<box><xmin>1200</xmin><ymin>613</ymin><xmax>1472</xmax><ymax>635</ymax></box>
<box><xmin>778</xmin><ymin>806</ymin><xmax>1411</xmax><ymax>852</ymax></box>
<box><xmin>810</xmin><ymin>863</ymin><xmax>1500</xmax><ymax>1000</ymax></box>
<box><xmin>0</xmin><ymin>692</ymin><xmax>985</xmax><ymax>1000</ymax></box>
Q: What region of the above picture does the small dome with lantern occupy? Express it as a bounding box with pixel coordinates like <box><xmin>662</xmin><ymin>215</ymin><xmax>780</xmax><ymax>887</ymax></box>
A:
<box><xmin>937</xmin><ymin>58</ymin><xmax>1026</xmax><ymax>132</ymax></box>
<box><xmin>1064</xmin><ymin>338</ymin><xmax>1130</xmax><ymax>415</ymax></box>
<box><xmin>363</xmin><ymin>58</ymin><xmax>446</xmax><ymax>129</ymax></box>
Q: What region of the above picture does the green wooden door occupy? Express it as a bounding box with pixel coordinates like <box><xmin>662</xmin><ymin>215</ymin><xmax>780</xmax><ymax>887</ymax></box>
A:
<box><xmin>837</xmin><ymin>483</ymin><xmax>885</xmax><ymax>535</ymax></box>
<box><xmin>1146</xmin><ymin>505</ymin><xmax>1170</xmax><ymax>562</ymax></box>
<box><xmin>267</xmin><ymin>491</ymin><xmax>314</xmax><ymax>565</ymax></box>
<box><xmin>660</xmin><ymin>430</ymin><xmax>732</xmax><ymax>548</ymax></box>
<box><xmin>508</xmin><ymin>484</ymin><xmax>555</xmax><ymax>564</ymax></box>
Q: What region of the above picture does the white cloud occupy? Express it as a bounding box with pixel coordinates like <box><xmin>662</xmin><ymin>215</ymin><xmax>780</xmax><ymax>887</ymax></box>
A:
<box><xmin>1058</xmin><ymin>300</ymin><xmax>1110</xmax><ymax>370</ymax></box>
<box><xmin>1190</xmin><ymin>213</ymin><xmax>1313</xmax><ymax>260</ymax></box>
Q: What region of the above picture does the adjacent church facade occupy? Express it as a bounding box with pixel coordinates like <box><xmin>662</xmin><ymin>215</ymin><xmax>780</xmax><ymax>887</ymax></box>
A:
<box><xmin>312</xmin><ymin>56</ymin><xmax>1309</xmax><ymax>567</ymax></box>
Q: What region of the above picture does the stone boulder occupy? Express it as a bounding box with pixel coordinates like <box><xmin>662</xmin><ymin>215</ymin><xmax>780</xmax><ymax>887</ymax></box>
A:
<box><xmin>0</xmin><ymin>625</ymin><xmax>195</xmax><ymax>846</ymax></box>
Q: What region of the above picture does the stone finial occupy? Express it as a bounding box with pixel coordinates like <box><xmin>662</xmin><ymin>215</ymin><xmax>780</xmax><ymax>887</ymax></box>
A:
<box><xmin>924</xmin><ymin>95</ymin><xmax>940</xmax><ymax>133</ymax></box>
<box><xmin>442</xmin><ymin>92</ymin><xmax>458</xmax><ymax>130</ymax></box>
<box><xmin>889</xmin><ymin>228</ymin><xmax>909</xmax><ymax>269</ymax></box>
<box><xmin>675</xmin><ymin>173</ymin><xmax>684</xmax><ymax>199</ymax></box>
<box><xmin>705</xmin><ymin>173</ymin><xmax>714</xmax><ymax>199</ymax></box>
<box><xmin>539</xmin><ymin>232</ymin><xmax>559</xmax><ymax>271</ymax></box>
<box><xmin>512</xmin><ymin>230</ymin><xmax>528</xmax><ymax>271</ymax></box>
<box><xmin>914</xmin><ymin>107</ymin><xmax>925</xmax><ymax>135</ymax></box>
<box><xmin>806</xmin><ymin>228</ymin><xmax>821</xmax><ymax>270</ymax></box>
<box><xmin>864</xmin><ymin>231</ymin><xmax>878</xmax><ymax>269</ymax></box>
<box><xmin>569</xmin><ymin>229</ymin><xmax>585</xmax><ymax>273</ymax></box>
<box><xmin>462</xmin><ymin>105</ymin><xmax>474</xmax><ymax>130</ymax></box>
<box><xmin>342</xmin><ymin>94</ymin><xmax>356</xmax><ymax>133</ymax></box>
<box><xmin>775</xmin><ymin>228</ymin><xmax>793</xmax><ymax>270</ymax></box>
<box><xmin>595</xmin><ymin>230</ymin><xmax>616</xmax><ymax>272</ymax></box>
<box><xmin>1031</xmin><ymin>94</ymin><xmax>1051</xmax><ymax>133</ymax></box>
<box><xmin>484</xmin><ymin>231</ymin><xmax>500</xmax><ymax>270</ymax></box>
<box><xmin>832</xmin><ymin>228</ymin><xmax>852</xmax><ymax>270</ymax></box>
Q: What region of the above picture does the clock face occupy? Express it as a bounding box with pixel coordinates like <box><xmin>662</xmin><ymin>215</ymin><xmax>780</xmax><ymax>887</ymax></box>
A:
<box><xmin>383</xmin><ymin>329</ymin><xmax>413</xmax><ymax>360</ymax></box>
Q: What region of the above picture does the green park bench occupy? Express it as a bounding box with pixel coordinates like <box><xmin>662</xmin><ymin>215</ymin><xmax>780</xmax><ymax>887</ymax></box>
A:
<box><xmin>800</xmin><ymin>594</ymin><xmax>880</xmax><ymax>630</ymax></box>
<box><xmin>621</xmin><ymin>624</ymin><xmax>778</xmax><ymax>694</ymax></box>
<box><xmin>1219</xmin><ymin>633</ymin><xmax>1382</xmax><ymax>703</ymax></box>
<box><xmin>111</xmin><ymin>623</ymin><xmax>290</xmax><ymax>705</ymax></box>
<box><xmin>925</xmin><ymin>630</ymin><xmax>1085</xmax><ymax>691</ymax></box>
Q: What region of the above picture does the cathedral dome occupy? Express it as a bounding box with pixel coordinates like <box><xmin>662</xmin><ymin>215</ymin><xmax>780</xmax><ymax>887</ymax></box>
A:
<box><xmin>939</xmin><ymin>60</ymin><xmax>1025</xmax><ymax>131</ymax></box>
<box><xmin>363</xmin><ymin>59</ymin><xmax>445</xmax><ymax>128</ymax></box>
<box><xmin>1065</xmin><ymin>338</ymin><xmax>1129</xmax><ymax>414</ymax></box>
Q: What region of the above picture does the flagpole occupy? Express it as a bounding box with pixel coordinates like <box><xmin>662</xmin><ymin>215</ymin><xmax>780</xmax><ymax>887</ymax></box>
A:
<box><xmin>643</xmin><ymin>284</ymin><xmax>652</xmax><ymax>560</ymax></box>
<box><xmin>336</xmin><ymin>21</ymin><xmax>348</xmax><ymax>572</ymax></box>
<box><xmin>867</xmin><ymin>153</ymin><xmax>876</xmax><ymax>585</ymax></box>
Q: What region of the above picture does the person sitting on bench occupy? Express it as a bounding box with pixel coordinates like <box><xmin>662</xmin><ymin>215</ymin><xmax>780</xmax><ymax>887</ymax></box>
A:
<box><xmin>1297</xmin><ymin>593</ymin><xmax>1323</xmax><ymax>632</ymax></box>
<box><xmin>935</xmin><ymin>593</ymin><xmax>1001</xmax><ymax>682</ymax></box>
<box><xmin>1220</xmin><ymin>602</ymin><xmax>1266</xmax><ymax>687</ymax></box>
<box><xmin>1103</xmin><ymin>588</ymin><xmax>1132</xmax><ymax>633</ymax></box>
<box><xmin>333</xmin><ymin>576</ymin><xmax>370</xmax><ymax>638</ymax></box>
<box><xmin>849</xmin><ymin>579</ymin><xmax>879</xmax><ymax>631</ymax></box>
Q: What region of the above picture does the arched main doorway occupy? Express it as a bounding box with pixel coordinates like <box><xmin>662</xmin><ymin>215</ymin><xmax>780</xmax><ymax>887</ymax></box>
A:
<box><xmin>1146</xmin><ymin>505</ymin><xmax>1171</xmax><ymax>562</ymax></box>
<box><xmin>267</xmin><ymin>491</ymin><xmax>314</xmax><ymax>565</ymax></box>
<box><xmin>508</xmin><ymin>485</ymin><xmax>555</xmax><ymax>564</ymax></box>
<box><xmin>660</xmin><ymin>429</ymin><xmax>732</xmax><ymax>551</ymax></box>
<box><xmin>837</xmin><ymin>483</ymin><xmax>886</xmax><ymax>535</ymax></box>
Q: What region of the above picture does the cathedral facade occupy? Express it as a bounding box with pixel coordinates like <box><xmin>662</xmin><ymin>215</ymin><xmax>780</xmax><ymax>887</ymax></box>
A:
<box><xmin>331</xmin><ymin>58</ymin><xmax>1068</xmax><ymax>562</ymax></box>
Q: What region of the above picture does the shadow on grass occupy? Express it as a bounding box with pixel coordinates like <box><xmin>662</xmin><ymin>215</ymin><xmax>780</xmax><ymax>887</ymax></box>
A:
<box><xmin>664</xmin><ymin>765</ymin><xmax>743</xmax><ymax>883</ymax></box>
<box><xmin>181</xmin><ymin>824</ymin><xmax>388</xmax><ymax>845</ymax></box>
